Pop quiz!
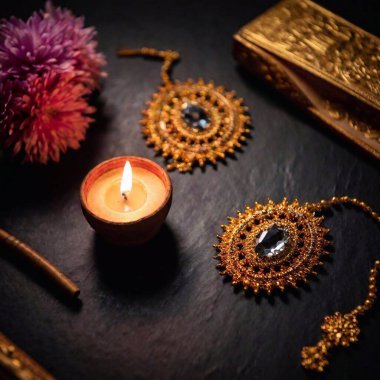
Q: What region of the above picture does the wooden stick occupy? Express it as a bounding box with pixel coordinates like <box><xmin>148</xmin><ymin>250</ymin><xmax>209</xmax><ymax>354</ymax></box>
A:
<box><xmin>0</xmin><ymin>228</ymin><xmax>80</xmax><ymax>298</ymax></box>
<box><xmin>0</xmin><ymin>332</ymin><xmax>56</xmax><ymax>380</ymax></box>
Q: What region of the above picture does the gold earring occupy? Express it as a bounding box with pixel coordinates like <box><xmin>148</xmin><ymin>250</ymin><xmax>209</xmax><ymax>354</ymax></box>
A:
<box><xmin>214</xmin><ymin>196</ymin><xmax>379</xmax><ymax>372</ymax></box>
<box><xmin>118</xmin><ymin>47</ymin><xmax>251</xmax><ymax>172</ymax></box>
<box><xmin>214</xmin><ymin>197</ymin><xmax>330</xmax><ymax>294</ymax></box>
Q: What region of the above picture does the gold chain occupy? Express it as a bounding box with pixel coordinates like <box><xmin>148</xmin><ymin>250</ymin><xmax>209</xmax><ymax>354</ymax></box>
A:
<box><xmin>301</xmin><ymin>196</ymin><xmax>380</xmax><ymax>372</ymax></box>
<box><xmin>306</xmin><ymin>196</ymin><xmax>380</xmax><ymax>223</ymax></box>
<box><xmin>117</xmin><ymin>47</ymin><xmax>180</xmax><ymax>86</ymax></box>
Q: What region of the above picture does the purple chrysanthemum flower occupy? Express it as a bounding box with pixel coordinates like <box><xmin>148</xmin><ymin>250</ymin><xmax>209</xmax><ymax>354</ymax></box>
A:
<box><xmin>0</xmin><ymin>2</ymin><xmax>106</xmax><ymax>164</ymax></box>
<box><xmin>0</xmin><ymin>1</ymin><xmax>106</xmax><ymax>87</ymax></box>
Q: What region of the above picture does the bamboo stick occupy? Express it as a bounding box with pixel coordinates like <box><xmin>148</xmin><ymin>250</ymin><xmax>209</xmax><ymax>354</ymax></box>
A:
<box><xmin>0</xmin><ymin>228</ymin><xmax>80</xmax><ymax>298</ymax></box>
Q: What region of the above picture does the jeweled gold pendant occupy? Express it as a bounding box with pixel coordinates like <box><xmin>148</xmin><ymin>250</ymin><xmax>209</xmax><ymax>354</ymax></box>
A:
<box><xmin>214</xmin><ymin>198</ymin><xmax>330</xmax><ymax>294</ymax></box>
<box><xmin>118</xmin><ymin>48</ymin><xmax>251</xmax><ymax>172</ymax></box>
<box><xmin>216</xmin><ymin>196</ymin><xmax>380</xmax><ymax>372</ymax></box>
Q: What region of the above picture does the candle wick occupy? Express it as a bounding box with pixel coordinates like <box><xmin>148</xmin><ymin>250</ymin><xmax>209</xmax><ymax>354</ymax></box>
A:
<box><xmin>122</xmin><ymin>192</ymin><xmax>128</xmax><ymax>200</ymax></box>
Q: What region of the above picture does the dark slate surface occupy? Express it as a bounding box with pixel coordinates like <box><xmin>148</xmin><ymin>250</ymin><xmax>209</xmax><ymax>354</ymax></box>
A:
<box><xmin>1</xmin><ymin>1</ymin><xmax>379</xmax><ymax>379</ymax></box>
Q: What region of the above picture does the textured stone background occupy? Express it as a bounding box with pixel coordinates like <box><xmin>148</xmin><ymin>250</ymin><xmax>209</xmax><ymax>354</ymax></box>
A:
<box><xmin>0</xmin><ymin>0</ymin><xmax>379</xmax><ymax>379</ymax></box>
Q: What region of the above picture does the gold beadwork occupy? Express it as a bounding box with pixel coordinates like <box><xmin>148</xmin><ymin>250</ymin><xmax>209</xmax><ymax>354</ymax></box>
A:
<box><xmin>300</xmin><ymin>197</ymin><xmax>380</xmax><ymax>372</ymax></box>
<box><xmin>118</xmin><ymin>48</ymin><xmax>251</xmax><ymax>172</ymax></box>
<box><xmin>214</xmin><ymin>198</ymin><xmax>330</xmax><ymax>294</ymax></box>
<box><xmin>215</xmin><ymin>196</ymin><xmax>379</xmax><ymax>372</ymax></box>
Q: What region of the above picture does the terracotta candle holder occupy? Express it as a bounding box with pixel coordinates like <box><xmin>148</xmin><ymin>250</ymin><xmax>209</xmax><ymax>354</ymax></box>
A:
<box><xmin>81</xmin><ymin>156</ymin><xmax>172</xmax><ymax>246</ymax></box>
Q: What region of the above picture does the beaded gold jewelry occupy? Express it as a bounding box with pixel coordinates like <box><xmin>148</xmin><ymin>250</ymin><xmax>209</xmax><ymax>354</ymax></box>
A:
<box><xmin>214</xmin><ymin>196</ymin><xmax>379</xmax><ymax>372</ymax></box>
<box><xmin>300</xmin><ymin>198</ymin><xmax>380</xmax><ymax>373</ymax></box>
<box><xmin>117</xmin><ymin>48</ymin><xmax>251</xmax><ymax>172</ymax></box>
<box><xmin>301</xmin><ymin>259</ymin><xmax>379</xmax><ymax>372</ymax></box>
<box><xmin>214</xmin><ymin>198</ymin><xmax>329</xmax><ymax>294</ymax></box>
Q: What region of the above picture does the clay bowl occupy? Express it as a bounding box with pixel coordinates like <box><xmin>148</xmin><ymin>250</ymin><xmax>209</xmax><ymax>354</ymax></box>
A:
<box><xmin>81</xmin><ymin>156</ymin><xmax>172</xmax><ymax>246</ymax></box>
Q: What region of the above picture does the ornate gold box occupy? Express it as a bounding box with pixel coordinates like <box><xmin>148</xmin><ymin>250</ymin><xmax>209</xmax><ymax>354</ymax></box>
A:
<box><xmin>233</xmin><ymin>0</ymin><xmax>380</xmax><ymax>160</ymax></box>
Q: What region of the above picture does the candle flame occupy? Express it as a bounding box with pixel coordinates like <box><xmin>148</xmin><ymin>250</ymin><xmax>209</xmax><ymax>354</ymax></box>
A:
<box><xmin>120</xmin><ymin>161</ymin><xmax>132</xmax><ymax>199</ymax></box>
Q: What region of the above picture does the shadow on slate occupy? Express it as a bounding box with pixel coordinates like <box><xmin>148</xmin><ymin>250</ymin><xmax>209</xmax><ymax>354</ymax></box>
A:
<box><xmin>93</xmin><ymin>224</ymin><xmax>179</xmax><ymax>298</ymax></box>
<box><xmin>0</xmin><ymin>93</ymin><xmax>112</xmax><ymax>214</ymax></box>
<box><xmin>235</xmin><ymin>66</ymin><xmax>380</xmax><ymax>174</ymax></box>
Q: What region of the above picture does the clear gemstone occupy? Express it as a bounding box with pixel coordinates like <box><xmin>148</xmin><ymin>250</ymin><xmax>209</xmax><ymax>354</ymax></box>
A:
<box><xmin>181</xmin><ymin>103</ymin><xmax>210</xmax><ymax>130</ymax></box>
<box><xmin>255</xmin><ymin>225</ymin><xmax>289</xmax><ymax>258</ymax></box>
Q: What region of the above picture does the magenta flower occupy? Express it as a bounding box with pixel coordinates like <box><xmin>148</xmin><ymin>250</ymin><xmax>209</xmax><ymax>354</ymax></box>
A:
<box><xmin>0</xmin><ymin>2</ymin><xmax>106</xmax><ymax>163</ymax></box>
<box><xmin>1</xmin><ymin>70</ymin><xmax>95</xmax><ymax>164</ymax></box>
<box><xmin>0</xmin><ymin>1</ymin><xmax>106</xmax><ymax>86</ymax></box>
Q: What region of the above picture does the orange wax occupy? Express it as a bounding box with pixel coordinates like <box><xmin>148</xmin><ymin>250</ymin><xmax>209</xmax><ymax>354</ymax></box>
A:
<box><xmin>87</xmin><ymin>167</ymin><xmax>166</xmax><ymax>223</ymax></box>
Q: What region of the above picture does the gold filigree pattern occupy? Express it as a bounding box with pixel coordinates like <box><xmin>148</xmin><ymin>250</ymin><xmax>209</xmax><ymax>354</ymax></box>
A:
<box><xmin>118</xmin><ymin>48</ymin><xmax>251</xmax><ymax>172</ymax></box>
<box><xmin>240</xmin><ymin>0</ymin><xmax>380</xmax><ymax>109</ymax></box>
<box><xmin>234</xmin><ymin>1</ymin><xmax>380</xmax><ymax>160</ymax></box>
<box><xmin>324</xmin><ymin>100</ymin><xmax>380</xmax><ymax>143</ymax></box>
<box><xmin>141</xmin><ymin>79</ymin><xmax>250</xmax><ymax>172</ymax></box>
<box><xmin>214</xmin><ymin>199</ymin><xmax>329</xmax><ymax>294</ymax></box>
<box><xmin>234</xmin><ymin>43</ymin><xmax>312</xmax><ymax>109</ymax></box>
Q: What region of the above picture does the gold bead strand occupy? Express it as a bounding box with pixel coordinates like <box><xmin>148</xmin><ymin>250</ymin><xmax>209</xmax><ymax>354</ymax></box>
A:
<box><xmin>352</xmin><ymin>260</ymin><xmax>380</xmax><ymax>315</ymax></box>
<box><xmin>306</xmin><ymin>196</ymin><xmax>380</xmax><ymax>224</ymax></box>
<box><xmin>301</xmin><ymin>197</ymin><xmax>380</xmax><ymax>372</ymax></box>
<box><xmin>117</xmin><ymin>47</ymin><xmax>180</xmax><ymax>86</ymax></box>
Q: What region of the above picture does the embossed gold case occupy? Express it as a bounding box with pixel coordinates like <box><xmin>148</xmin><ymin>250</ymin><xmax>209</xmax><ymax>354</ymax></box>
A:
<box><xmin>233</xmin><ymin>0</ymin><xmax>380</xmax><ymax>160</ymax></box>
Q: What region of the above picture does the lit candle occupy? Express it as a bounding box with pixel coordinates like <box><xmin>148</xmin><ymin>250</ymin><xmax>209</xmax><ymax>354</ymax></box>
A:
<box><xmin>81</xmin><ymin>156</ymin><xmax>172</xmax><ymax>246</ymax></box>
<box><xmin>87</xmin><ymin>160</ymin><xmax>165</xmax><ymax>222</ymax></box>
